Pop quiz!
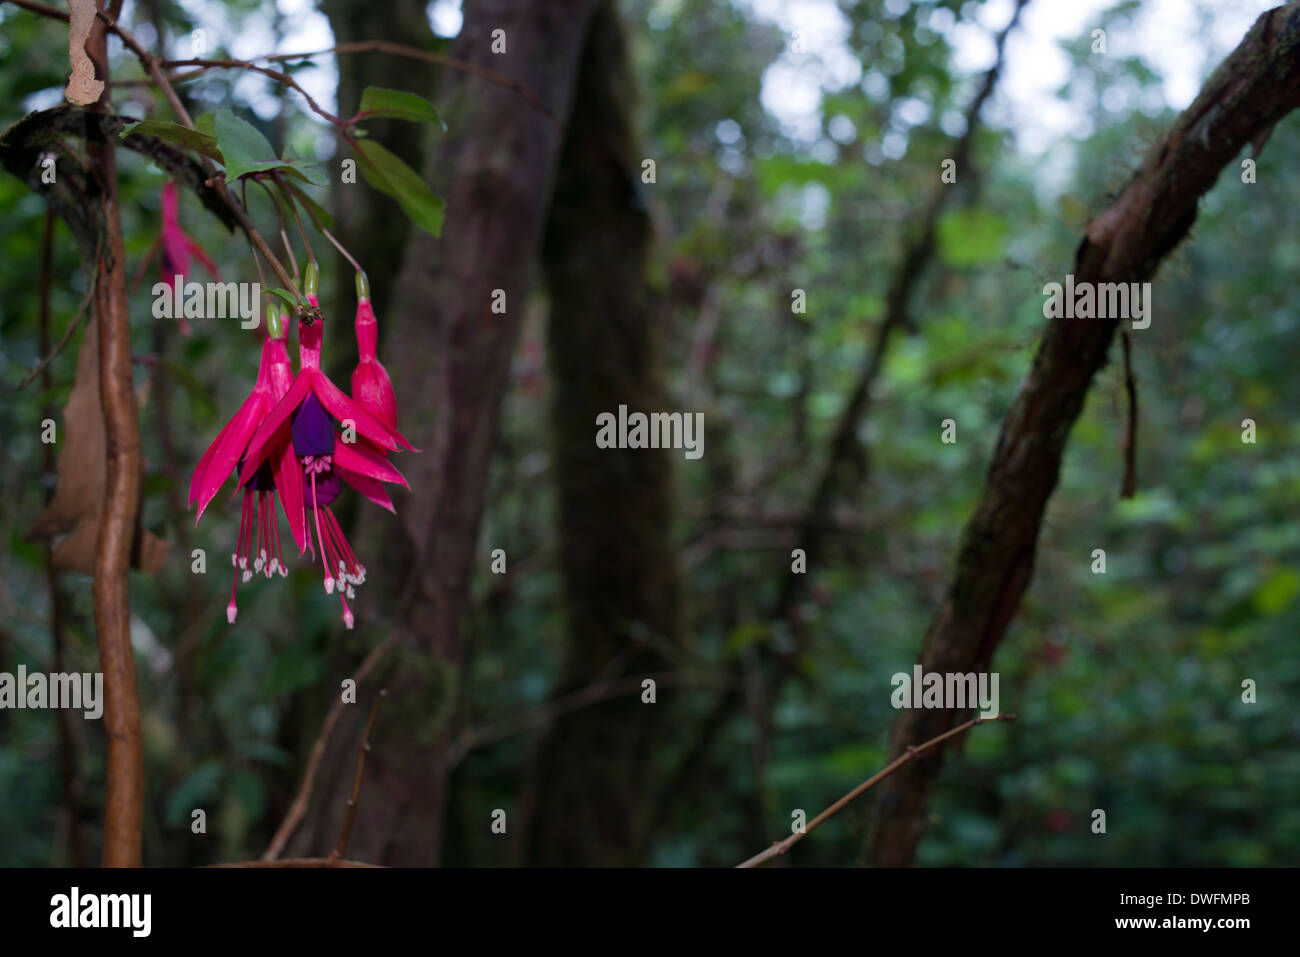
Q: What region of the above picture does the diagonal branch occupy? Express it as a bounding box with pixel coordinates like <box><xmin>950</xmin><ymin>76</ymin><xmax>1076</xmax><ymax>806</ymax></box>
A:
<box><xmin>737</xmin><ymin>714</ymin><xmax>1016</xmax><ymax>868</ymax></box>
<box><xmin>867</xmin><ymin>0</ymin><xmax>1300</xmax><ymax>867</ymax></box>
<box><xmin>262</xmin><ymin>637</ymin><xmax>394</xmax><ymax>861</ymax></box>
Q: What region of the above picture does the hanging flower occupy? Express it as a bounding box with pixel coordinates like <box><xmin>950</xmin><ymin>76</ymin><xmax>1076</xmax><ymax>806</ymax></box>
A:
<box><xmin>349</xmin><ymin>271</ymin><xmax>398</xmax><ymax>446</ymax></box>
<box><xmin>237</xmin><ymin>265</ymin><xmax>412</xmax><ymax>628</ymax></box>
<box><xmin>158</xmin><ymin>181</ymin><xmax>219</xmax><ymax>336</ymax></box>
<box><xmin>189</xmin><ymin>304</ymin><xmax>302</xmax><ymax>624</ymax></box>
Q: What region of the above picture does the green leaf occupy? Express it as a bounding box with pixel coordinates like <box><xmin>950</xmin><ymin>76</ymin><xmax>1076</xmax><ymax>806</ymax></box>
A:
<box><xmin>353</xmin><ymin>139</ymin><xmax>445</xmax><ymax>236</ymax></box>
<box><xmin>212</xmin><ymin>110</ymin><xmax>323</xmax><ymax>184</ymax></box>
<box><xmin>357</xmin><ymin>86</ymin><xmax>445</xmax><ymax>129</ymax></box>
<box><xmin>213</xmin><ymin>110</ymin><xmax>279</xmax><ymax>180</ymax></box>
<box><xmin>277</xmin><ymin>160</ymin><xmax>329</xmax><ymax>188</ymax></box>
<box><xmin>120</xmin><ymin>119</ymin><xmax>222</xmax><ymax>161</ymax></box>
<box><xmin>264</xmin><ymin>287</ymin><xmax>303</xmax><ymax>309</ymax></box>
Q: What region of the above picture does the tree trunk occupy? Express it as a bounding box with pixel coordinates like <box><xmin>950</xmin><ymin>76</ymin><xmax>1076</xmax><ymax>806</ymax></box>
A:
<box><xmin>288</xmin><ymin>0</ymin><xmax>598</xmax><ymax>866</ymax></box>
<box><xmin>526</xmin><ymin>0</ymin><xmax>681</xmax><ymax>867</ymax></box>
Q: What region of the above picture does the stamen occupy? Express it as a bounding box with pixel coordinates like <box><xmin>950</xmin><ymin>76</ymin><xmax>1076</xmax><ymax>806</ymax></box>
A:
<box><xmin>270</xmin><ymin>495</ymin><xmax>283</xmax><ymax>575</ymax></box>
<box><xmin>310</xmin><ymin>470</ymin><xmax>332</xmax><ymax>593</ymax></box>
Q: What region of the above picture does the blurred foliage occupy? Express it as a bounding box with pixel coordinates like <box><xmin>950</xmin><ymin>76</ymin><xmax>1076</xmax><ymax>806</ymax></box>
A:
<box><xmin>1</xmin><ymin>0</ymin><xmax>1298</xmax><ymax>866</ymax></box>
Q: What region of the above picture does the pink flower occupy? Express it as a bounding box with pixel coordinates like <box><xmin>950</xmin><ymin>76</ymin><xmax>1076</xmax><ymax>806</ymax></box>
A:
<box><xmin>350</xmin><ymin>272</ymin><xmax>398</xmax><ymax>442</ymax></box>
<box><xmin>189</xmin><ymin>306</ymin><xmax>301</xmax><ymax>624</ymax></box>
<box><xmin>159</xmin><ymin>182</ymin><xmax>219</xmax><ymax>335</ymax></box>
<box><xmin>237</xmin><ymin>271</ymin><xmax>412</xmax><ymax>628</ymax></box>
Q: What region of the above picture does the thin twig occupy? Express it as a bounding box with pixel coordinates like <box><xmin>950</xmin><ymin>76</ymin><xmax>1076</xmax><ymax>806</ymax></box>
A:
<box><xmin>328</xmin><ymin>689</ymin><xmax>388</xmax><ymax>863</ymax></box>
<box><xmin>38</xmin><ymin>208</ymin><xmax>85</xmax><ymax>868</ymax></box>
<box><xmin>15</xmin><ymin>268</ymin><xmax>97</xmax><ymax>391</ymax></box>
<box><xmin>737</xmin><ymin>713</ymin><xmax>1017</xmax><ymax>868</ymax></box>
<box><xmin>291</xmin><ymin>183</ymin><xmax>361</xmax><ymax>273</ymax></box>
<box><xmin>448</xmin><ymin>671</ymin><xmax>739</xmax><ymax>769</ymax></box>
<box><xmin>282</xmin><ymin>179</ymin><xmax>316</xmax><ymax>264</ymax></box>
<box><xmin>262</xmin><ymin>637</ymin><xmax>393</xmax><ymax>860</ymax></box>
<box><xmin>1120</xmin><ymin>331</ymin><xmax>1138</xmax><ymax>498</ymax></box>
<box><xmin>160</xmin><ymin>57</ymin><xmax>342</xmax><ymax>126</ymax></box>
<box><xmin>256</xmin><ymin>179</ymin><xmax>299</xmax><ymax>281</ymax></box>
<box><xmin>116</xmin><ymin>43</ymin><xmax>549</xmax><ymax>115</ymax></box>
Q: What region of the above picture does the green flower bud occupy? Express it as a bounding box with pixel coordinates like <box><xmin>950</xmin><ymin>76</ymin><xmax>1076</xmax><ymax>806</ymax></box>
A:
<box><xmin>266</xmin><ymin>301</ymin><xmax>284</xmax><ymax>339</ymax></box>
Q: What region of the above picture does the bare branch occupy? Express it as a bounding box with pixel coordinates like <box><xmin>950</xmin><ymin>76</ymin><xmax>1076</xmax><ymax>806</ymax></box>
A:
<box><xmin>262</xmin><ymin>637</ymin><xmax>394</xmax><ymax>861</ymax></box>
<box><xmin>738</xmin><ymin>714</ymin><xmax>1017</xmax><ymax>868</ymax></box>
<box><xmin>328</xmin><ymin>689</ymin><xmax>389</xmax><ymax>863</ymax></box>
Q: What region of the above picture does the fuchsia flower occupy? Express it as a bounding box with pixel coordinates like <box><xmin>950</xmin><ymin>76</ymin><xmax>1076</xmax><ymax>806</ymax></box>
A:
<box><xmin>188</xmin><ymin>305</ymin><xmax>301</xmax><ymax>624</ymax></box>
<box><xmin>350</xmin><ymin>272</ymin><xmax>398</xmax><ymax>444</ymax></box>
<box><xmin>158</xmin><ymin>182</ymin><xmax>219</xmax><ymax>335</ymax></box>
<box><xmin>236</xmin><ymin>264</ymin><xmax>413</xmax><ymax>629</ymax></box>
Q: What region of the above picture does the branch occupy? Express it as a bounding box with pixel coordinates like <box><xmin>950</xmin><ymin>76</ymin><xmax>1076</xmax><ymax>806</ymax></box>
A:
<box><xmin>39</xmin><ymin>209</ymin><xmax>86</xmax><ymax>867</ymax></box>
<box><xmin>325</xmin><ymin>686</ymin><xmax>384</xmax><ymax>863</ymax></box>
<box><xmin>447</xmin><ymin>670</ymin><xmax>739</xmax><ymax>768</ymax></box>
<box><xmin>868</xmin><ymin>0</ymin><xmax>1300</xmax><ymax>867</ymax></box>
<box><xmin>737</xmin><ymin>714</ymin><xmax>1016</xmax><ymax>868</ymax></box>
<box><xmin>279</xmin><ymin>41</ymin><xmax>550</xmax><ymax>117</ymax></box>
<box><xmin>212</xmin><ymin>858</ymin><xmax>378</xmax><ymax>868</ymax></box>
<box><xmin>158</xmin><ymin>57</ymin><xmax>342</xmax><ymax>127</ymax></box>
<box><xmin>85</xmin><ymin>1</ymin><xmax>143</xmax><ymax>868</ymax></box>
<box><xmin>262</xmin><ymin>637</ymin><xmax>394</xmax><ymax>861</ymax></box>
<box><xmin>328</xmin><ymin>689</ymin><xmax>388</xmax><ymax>863</ymax></box>
<box><xmin>1120</xmin><ymin>332</ymin><xmax>1138</xmax><ymax>498</ymax></box>
<box><xmin>15</xmin><ymin>267</ymin><xmax>96</xmax><ymax>391</ymax></box>
<box><xmin>209</xmin><ymin>41</ymin><xmax>550</xmax><ymax>116</ymax></box>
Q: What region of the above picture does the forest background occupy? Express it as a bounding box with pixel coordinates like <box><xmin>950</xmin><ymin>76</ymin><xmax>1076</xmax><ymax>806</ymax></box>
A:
<box><xmin>1</xmin><ymin>0</ymin><xmax>1297</xmax><ymax>867</ymax></box>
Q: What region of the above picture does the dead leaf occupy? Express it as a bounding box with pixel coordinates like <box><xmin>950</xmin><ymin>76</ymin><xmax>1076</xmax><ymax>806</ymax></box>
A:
<box><xmin>27</xmin><ymin>313</ymin><xmax>169</xmax><ymax>574</ymax></box>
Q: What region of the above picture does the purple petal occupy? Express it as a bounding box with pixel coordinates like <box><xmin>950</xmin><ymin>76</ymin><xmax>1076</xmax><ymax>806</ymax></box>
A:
<box><xmin>292</xmin><ymin>392</ymin><xmax>335</xmax><ymax>457</ymax></box>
